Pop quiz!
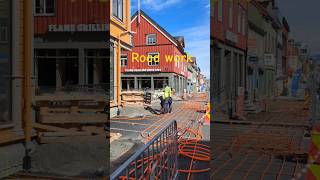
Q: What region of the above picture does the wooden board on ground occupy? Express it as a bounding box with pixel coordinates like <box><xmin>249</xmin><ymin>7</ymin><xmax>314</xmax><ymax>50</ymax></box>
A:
<box><xmin>38</xmin><ymin>134</ymin><xmax>105</xmax><ymax>144</ymax></box>
<box><xmin>39</xmin><ymin>114</ymin><xmax>106</xmax><ymax>124</ymax></box>
<box><xmin>110</xmin><ymin>133</ymin><xmax>122</xmax><ymax>143</ymax></box>
<box><xmin>82</xmin><ymin>126</ymin><xmax>106</xmax><ymax>135</ymax></box>
<box><xmin>32</xmin><ymin>122</ymin><xmax>71</xmax><ymax>132</ymax></box>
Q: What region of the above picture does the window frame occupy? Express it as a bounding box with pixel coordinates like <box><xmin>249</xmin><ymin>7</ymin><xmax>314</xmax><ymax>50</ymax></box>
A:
<box><xmin>146</xmin><ymin>34</ymin><xmax>157</xmax><ymax>45</ymax></box>
<box><xmin>121</xmin><ymin>54</ymin><xmax>128</xmax><ymax>67</ymax></box>
<box><xmin>0</xmin><ymin>26</ymin><xmax>8</xmax><ymax>43</ymax></box>
<box><xmin>147</xmin><ymin>52</ymin><xmax>160</xmax><ymax>66</ymax></box>
<box><xmin>0</xmin><ymin>0</ymin><xmax>12</xmax><ymax>129</ymax></box>
<box><xmin>34</xmin><ymin>0</ymin><xmax>56</xmax><ymax>17</ymax></box>
<box><xmin>112</xmin><ymin>0</ymin><xmax>124</xmax><ymax>21</ymax></box>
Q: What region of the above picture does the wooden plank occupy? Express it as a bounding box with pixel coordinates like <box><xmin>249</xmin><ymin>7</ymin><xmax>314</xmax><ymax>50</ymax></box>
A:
<box><xmin>38</xmin><ymin>135</ymin><xmax>105</xmax><ymax>144</ymax></box>
<box><xmin>32</xmin><ymin>123</ymin><xmax>71</xmax><ymax>132</ymax></box>
<box><xmin>110</xmin><ymin>133</ymin><xmax>122</xmax><ymax>143</ymax></box>
<box><xmin>0</xmin><ymin>130</ymin><xmax>36</xmax><ymax>145</ymax></box>
<box><xmin>42</xmin><ymin>131</ymin><xmax>92</xmax><ymax>137</ymax></box>
<box><xmin>82</xmin><ymin>126</ymin><xmax>106</xmax><ymax>135</ymax></box>
<box><xmin>39</xmin><ymin>114</ymin><xmax>106</xmax><ymax>124</ymax></box>
<box><xmin>35</xmin><ymin>94</ymin><xmax>105</xmax><ymax>101</ymax></box>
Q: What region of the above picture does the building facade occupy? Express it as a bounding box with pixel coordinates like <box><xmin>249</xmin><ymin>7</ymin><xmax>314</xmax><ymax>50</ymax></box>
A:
<box><xmin>247</xmin><ymin>0</ymin><xmax>267</xmax><ymax>107</ymax></box>
<box><xmin>110</xmin><ymin>0</ymin><xmax>132</xmax><ymax>112</ymax></box>
<box><xmin>212</xmin><ymin>0</ymin><xmax>248</xmax><ymax>117</ymax></box>
<box><xmin>34</xmin><ymin>0</ymin><xmax>109</xmax><ymax>95</ymax></box>
<box><xmin>186</xmin><ymin>58</ymin><xmax>199</xmax><ymax>93</ymax></box>
<box><xmin>121</xmin><ymin>11</ymin><xmax>188</xmax><ymax>95</ymax></box>
<box><xmin>281</xmin><ymin>17</ymin><xmax>290</xmax><ymax>95</ymax></box>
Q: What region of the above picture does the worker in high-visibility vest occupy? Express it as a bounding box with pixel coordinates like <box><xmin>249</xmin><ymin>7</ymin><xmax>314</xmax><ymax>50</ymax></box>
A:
<box><xmin>162</xmin><ymin>84</ymin><xmax>172</xmax><ymax>113</ymax></box>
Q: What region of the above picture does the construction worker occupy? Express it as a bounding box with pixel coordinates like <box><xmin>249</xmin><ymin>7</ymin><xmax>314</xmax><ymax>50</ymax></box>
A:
<box><xmin>162</xmin><ymin>84</ymin><xmax>172</xmax><ymax>113</ymax></box>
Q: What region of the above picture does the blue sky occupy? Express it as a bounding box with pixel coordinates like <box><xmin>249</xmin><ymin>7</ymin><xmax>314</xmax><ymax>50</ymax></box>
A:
<box><xmin>131</xmin><ymin>0</ymin><xmax>210</xmax><ymax>78</ymax></box>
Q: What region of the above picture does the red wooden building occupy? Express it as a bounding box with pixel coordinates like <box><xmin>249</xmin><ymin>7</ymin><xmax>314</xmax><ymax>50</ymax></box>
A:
<box><xmin>121</xmin><ymin>10</ymin><xmax>188</xmax><ymax>94</ymax></box>
<box><xmin>33</xmin><ymin>0</ymin><xmax>109</xmax><ymax>93</ymax></box>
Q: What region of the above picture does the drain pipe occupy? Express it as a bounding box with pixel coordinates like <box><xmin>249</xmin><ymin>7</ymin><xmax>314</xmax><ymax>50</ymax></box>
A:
<box><xmin>22</xmin><ymin>0</ymin><xmax>33</xmax><ymax>170</ymax></box>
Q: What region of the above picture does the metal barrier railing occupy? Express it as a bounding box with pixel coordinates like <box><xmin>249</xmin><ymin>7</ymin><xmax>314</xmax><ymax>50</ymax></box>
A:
<box><xmin>111</xmin><ymin>120</ymin><xmax>178</xmax><ymax>180</ymax></box>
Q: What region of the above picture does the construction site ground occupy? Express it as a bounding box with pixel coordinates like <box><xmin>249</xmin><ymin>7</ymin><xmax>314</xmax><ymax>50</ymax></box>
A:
<box><xmin>211</xmin><ymin>98</ymin><xmax>311</xmax><ymax>180</ymax></box>
<box><xmin>110</xmin><ymin>92</ymin><xmax>211</xmax><ymax>179</ymax></box>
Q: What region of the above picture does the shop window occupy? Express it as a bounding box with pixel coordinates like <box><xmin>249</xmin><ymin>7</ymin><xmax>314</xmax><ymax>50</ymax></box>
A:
<box><xmin>0</xmin><ymin>18</ymin><xmax>8</xmax><ymax>43</ymax></box>
<box><xmin>148</xmin><ymin>52</ymin><xmax>159</xmax><ymax>66</ymax></box>
<box><xmin>121</xmin><ymin>77</ymin><xmax>134</xmax><ymax>91</ymax></box>
<box><xmin>35</xmin><ymin>0</ymin><xmax>55</xmax><ymax>16</ymax></box>
<box><xmin>0</xmin><ymin>0</ymin><xmax>11</xmax><ymax>127</ymax></box>
<box><xmin>154</xmin><ymin>77</ymin><xmax>169</xmax><ymax>89</ymax></box>
<box><xmin>137</xmin><ymin>77</ymin><xmax>151</xmax><ymax>90</ymax></box>
<box><xmin>146</xmin><ymin>34</ymin><xmax>156</xmax><ymax>45</ymax></box>
<box><xmin>112</xmin><ymin>0</ymin><xmax>123</xmax><ymax>21</ymax></box>
<box><xmin>121</xmin><ymin>55</ymin><xmax>127</xmax><ymax>67</ymax></box>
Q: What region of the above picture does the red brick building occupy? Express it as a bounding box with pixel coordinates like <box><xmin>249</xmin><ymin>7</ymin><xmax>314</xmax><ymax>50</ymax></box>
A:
<box><xmin>211</xmin><ymin>0</ymin><xmax>248</xmax><ymax>117</ymax></box>
<box><xmin>121</xmin><ymin>10</ymin><xmax>188</xmax><ymax>94</ymax></box>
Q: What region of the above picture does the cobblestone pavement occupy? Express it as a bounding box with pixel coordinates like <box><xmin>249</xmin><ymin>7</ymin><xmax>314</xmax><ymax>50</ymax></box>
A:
<box><xmin>211</xmin><ymin>98</ymin><xmax>311</xmax><ymax>180</ymax></box>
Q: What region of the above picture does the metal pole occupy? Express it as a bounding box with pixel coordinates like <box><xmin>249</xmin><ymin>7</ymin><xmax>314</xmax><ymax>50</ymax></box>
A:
<box><xmin>23</xmin><ymin>0</ymin><xmax>33</xmax><ymax>170</ymax></box>
<box><xmin>117</xmin><ymin>37</ymin><xmax>121</xmax><ymax>115</ymax></box>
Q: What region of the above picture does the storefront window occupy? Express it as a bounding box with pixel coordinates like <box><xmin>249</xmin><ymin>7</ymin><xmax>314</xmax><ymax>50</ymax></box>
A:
<box><xmin>0</xmin><ymin>0</ymin><xmax>11</xmax><ymax>126</ymax></box>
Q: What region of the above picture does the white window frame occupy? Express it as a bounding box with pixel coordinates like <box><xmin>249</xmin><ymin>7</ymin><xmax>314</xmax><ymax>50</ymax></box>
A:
<box><xmin>146</xmin><ymin>34</ymin><xmax>156</xmax><ymax>45</ymax></box>
<box><xmin>147</xmin><ymin>52</ymin><xmax>160</xmax><ymax>66</ymax></box>
<box><xmin>0</xmin><ymin>26</ymin><xmax>8</xmax><ymax>43</ymax></box>
<box><xmin>112</xmin><ymin>0</ymin><xmax>123</xmax><ymax>21</ymax></box>
<box><xmin>34</xmin><ymin>0</ymin><xmax>56</xmax><ymax>16</ymax></box>
<box><xmin>121</xmin><ymin>54</ymin><xmax>127</xmax><ymax>67</ymax></box>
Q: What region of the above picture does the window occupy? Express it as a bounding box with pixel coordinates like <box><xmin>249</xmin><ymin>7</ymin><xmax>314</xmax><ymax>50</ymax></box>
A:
<box><xmin>238</xmin><ymin>5</ymin><xmax>241</xmax><ymax>33</ymax></box>
<box><xmin>0</xmin><ymin>0</ymin><xmax>11</xmax><ymax>127</ymax></box>
<box><xmin>112</xmin><ymin>0</ymin><xmax>123</xmax><ymax>21</ymax></box>
<box><xmin>121</xmin><ymin>55</ymin><xmax>127</xmax><ymax>67</ymax></box>
<box><xmin>228</xmin><ymin>1</ymin><xmax>233</xmax><ymax>28</ymax></box>
<box><xmin>0</xmin><ymin>18</ymin><xmax>8</xmax><ymax>43</ymax></box>
<box><xmin>218</xmin><ymin>0</ymin><xmax>223</xmax><ymax>21</ymax></box>
<box><xmin>242</xmin><ymin>10</ymin><xmax>246</xmax><ymax>35</ymax></box>
<box><xmin>148</xmin><ymin>53</ymin><xmax>159</xmax><ymax>66</ymax></box>
<box><xmin>35</xmin><ymin>0</ymin><xmax>55</xmax><ymax>16</ymax></box>
<box><xmin>146</xmin><ymin>34</ymin><xmax>156</xmax><ymax>45</ymax></box>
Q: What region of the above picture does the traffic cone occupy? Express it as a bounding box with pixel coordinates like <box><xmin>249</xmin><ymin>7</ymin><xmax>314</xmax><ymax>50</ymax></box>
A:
<box><xmin>306</xmin><ymin>124</ymin><xmax>320</xmax><ymax>179</ymax></box>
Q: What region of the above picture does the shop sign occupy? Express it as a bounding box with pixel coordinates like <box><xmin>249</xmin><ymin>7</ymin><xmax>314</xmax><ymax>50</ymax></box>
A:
<box><xmin>125</xmin><ymin>69</ymin><xmax>161</xmax><ymax>72</ymax></box>
<box><xmin>48</xmin><ymin>24</ymin><xmax>108</xmax><ymax>32</ymax></box>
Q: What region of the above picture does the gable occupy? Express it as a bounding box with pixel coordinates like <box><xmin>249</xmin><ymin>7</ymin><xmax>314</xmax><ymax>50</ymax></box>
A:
<box><xmin>131</xmin><ymin>12</ymin><xmax>178</xmax><ymax>47</ymax></box>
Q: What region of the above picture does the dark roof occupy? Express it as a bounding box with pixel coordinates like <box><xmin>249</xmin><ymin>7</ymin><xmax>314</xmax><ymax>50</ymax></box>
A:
<box><xmin>174</xmin><ymin>36</ymin><xmax>185</xmax><ymax>48</ymax></box>
<box><xmin>282</xmin><ymin>17</ymin><xmax>290</xmax><ymax>32</ymax></box>
<box><xmin>131</xmin><ymin>10</ymin><xmax>185</xmax><ymax>54</ymax></box>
